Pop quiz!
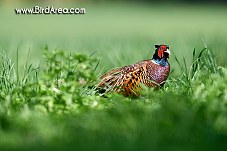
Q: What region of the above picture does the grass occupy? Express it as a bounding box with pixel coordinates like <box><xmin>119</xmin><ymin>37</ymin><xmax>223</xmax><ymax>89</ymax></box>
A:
<box><xmin>0</xmin><ymin>2</ymin><xmax>227</xmax><ymax>151</ymax></box>
<box><xmin>0</xmin><ymin>46</ymin><xmax>227</xmax><ymax>151</ymax></box>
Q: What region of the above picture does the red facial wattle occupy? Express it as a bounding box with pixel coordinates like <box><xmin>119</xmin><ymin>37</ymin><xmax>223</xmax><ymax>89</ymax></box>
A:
<box><xmin>158</xmin><ymin>50</ymin><xmax>164</xmax><ymax>58</ymax></box>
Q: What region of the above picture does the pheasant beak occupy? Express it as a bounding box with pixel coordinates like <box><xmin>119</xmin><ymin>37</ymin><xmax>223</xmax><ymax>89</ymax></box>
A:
<box><xmin>165</xmin><ymin>49</ymin><xmax>170</xmax><ymax>58</ymax></box>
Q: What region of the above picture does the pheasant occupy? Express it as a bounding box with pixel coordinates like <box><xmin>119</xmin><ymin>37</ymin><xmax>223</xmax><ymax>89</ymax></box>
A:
<box><xmin>97</xmin><ymin>44</ymin><xmax>170</xmax><ymax>96</ymax></box>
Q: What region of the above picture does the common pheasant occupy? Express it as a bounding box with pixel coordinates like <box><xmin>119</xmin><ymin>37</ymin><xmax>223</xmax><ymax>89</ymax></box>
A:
<box><xmin>97</xmin><ymin>44</ymin><xmax>170</xmax><ymax>96</ymax></box>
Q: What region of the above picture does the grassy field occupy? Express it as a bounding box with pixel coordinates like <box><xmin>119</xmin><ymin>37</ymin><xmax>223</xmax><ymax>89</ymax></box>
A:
<box><xmin>0</xmin><ymin>2</ymin><xmax>227</xmax><ymax>151</ymax></box>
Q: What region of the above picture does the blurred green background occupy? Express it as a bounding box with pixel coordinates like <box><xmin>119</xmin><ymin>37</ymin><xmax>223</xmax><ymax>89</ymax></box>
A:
<box><xmin>0</xmin><ymin>0</ymin><xmax>227</xmax><ymax>75</ymax></box>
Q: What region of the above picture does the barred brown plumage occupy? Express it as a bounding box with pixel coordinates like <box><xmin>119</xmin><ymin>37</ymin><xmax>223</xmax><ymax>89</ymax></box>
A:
<box><xmin>97</xmin><ymin>44</ymin><xmax>170</xmax><ymax>96</ymax></box>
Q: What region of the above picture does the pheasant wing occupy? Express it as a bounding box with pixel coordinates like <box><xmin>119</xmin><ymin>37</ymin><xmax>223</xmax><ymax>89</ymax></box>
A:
<box><xmin>97</xmin><ymin>61</ymin><xmax>154</xmax><ymax>95</ymax></box>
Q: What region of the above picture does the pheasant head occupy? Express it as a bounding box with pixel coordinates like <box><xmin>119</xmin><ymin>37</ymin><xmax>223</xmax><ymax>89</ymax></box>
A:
<box><xmin>152</xmin><ymin>44</ymin><xmax>170</xmax><ymax>66</ymax></box>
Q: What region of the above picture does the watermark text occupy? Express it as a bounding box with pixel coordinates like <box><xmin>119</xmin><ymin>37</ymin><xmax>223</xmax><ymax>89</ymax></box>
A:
<box><xmin>15</xmin><ymin>6</ymin><xmax>86</xmax><ymax>15</ymax></box>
